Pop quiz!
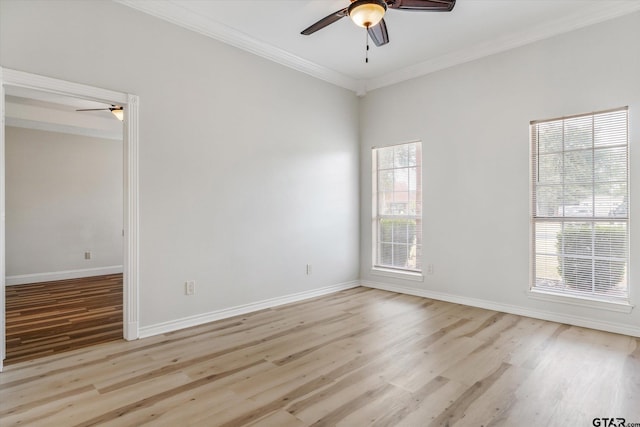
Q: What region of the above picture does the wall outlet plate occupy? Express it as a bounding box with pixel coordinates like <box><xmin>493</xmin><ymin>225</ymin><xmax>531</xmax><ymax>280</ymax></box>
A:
<box><xmin>185</xmin><ymin>281</ymin><xmax>195</xmax><ymax>295</ymax></box>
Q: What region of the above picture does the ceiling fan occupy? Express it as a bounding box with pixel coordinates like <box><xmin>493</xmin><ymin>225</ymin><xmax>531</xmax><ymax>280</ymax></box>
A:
<box><xmin>76</xmin><ymin>105</ymin><xmax>124</xmax><ymax>121</ymax></box>
<box><xmin>301</xmin><ymin>0</ymin><xmax>456</xmax><ymax>48</ymax></box>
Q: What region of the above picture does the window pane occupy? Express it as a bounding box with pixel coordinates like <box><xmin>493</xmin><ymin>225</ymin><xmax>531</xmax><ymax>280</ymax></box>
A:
<box><xmin>563</xmin><ymin>184</ymin><xmax>593</xmax><ymax>215</ymax></box>
<box><xmin>536</xmin><ymin>254</ymin><xmax>561</xmax><ymax>281</ymax></box>
<box><xmin>537</xmin><ymin>121</ymin><xmax>563</xmax><ymax>153</ymax></box>
<box><xmin>595</xmin><ymin>183</ymin><xmax>627</xmax><ymax>217</ymax></box>
<box><xmin>379</xmin><ymin>219</ymin><xmax>392</xmax><ymax>243</ymax></box>
<box><xmin>412</xmin><ymin>244</ymin><xmax>422</xmax><ymax>271</ymax></box>
<box><xmin>593</xmin><ymin>260</ymin><xmax>627</xmax><ymax>295</ymax></box>
<box><xmin>373</xmin><ymin>142</ymin><xmax>422</xmax><ymax>272</ymax></box>
<box><xmin>559</xmin><ymin>222</ymin><xmax>592</xmax><ymax>257</ymax></box>
<box><xmin>564</xmin><ymin>116</ymin><xmax>592</xmax><ymax>150</ymax></box>
<box><xmin>535</xmin><ymin>185</ymin><xmax>559</xmax><ymax>217</ymax></box>
<box><xmin>535</xmin><ymin>222</ymin><xmax>560</xmax><ymax>256</ymax></box>
<box><xmin>407</xmin><ymin>143</ymin><xmax>418</xmax><ymax>167</ymax></box>
<box><xmin>378</xmin><ymin>192</ymin><xmax>393</xmax><ymax>215</ymax></box>
<box><xmin>594</xmin><ymin>146</ymin><xmax>627</xmax><ymax>182</ymax></box>
<box><xmin>398</xmin><ymin>220</ymin><xmax>411</xmax><ymax>244</ymax></box>
<box><xmin>394</xmin><ymin>144</ymin><xmax>410</xmax><ymax>168</ymax></box>
<box><xmin>392</xmin><ymin>244</ymin><xmax>409</xmax><ymax>267</ymax></box>
<box><xmin>594</xmin><ymin>110</ymin><xmax>627</xmax><ymax>147</ymax></box>
<box><xmin>558</xmin><ymin>254</ymin><xmax>594</xmax><ymax>292</ymax></box>
<box><xmin>378</xmin><ymin>147</ymin><xmax>394</xmax><ymax>170</ymax></box>
<box><xmin>394</xmin><ymin>168</ymin><xmax>409</xmax><ymax>189</ymax></box>
<box><xmin>531</xmin><ymin>108</ymin><xmax>628</xmax><ymax>301</ymax></box>
<box><xmin>535</xmin><ymin>248</ymin><xmax>565</xmax><ymax>293</ymax></box>
<box><xmin>537</xmin><ymin>153</ymin><xmax>563</xmax><ymax>184</ymax></box>
<box><xmin>593</xmin><ymin>223</ymin><xmax>626</xmax><ymax>259</ymax></box>
<box><xmin>408</xmin><ymin>167</ymin><xmax>417</xmax><ymax>192</ymax></box>
<box><xmin>564</xmin><ymin>150</ymin><xmax>592</xmax><ymax>184</ymax></box>
<box><xmin>378</xmin><ymin>170</ymin><xmax>394</xmax><ymax>192</ymax></box>
<box><xmin>379</xmin><ymin>243</ymin><xmax>392</xmax><ymax>265</ymax></box>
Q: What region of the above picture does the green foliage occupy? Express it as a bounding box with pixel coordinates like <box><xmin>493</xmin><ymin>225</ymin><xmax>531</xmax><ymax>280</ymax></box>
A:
<box><xmin>556</xmin><ymin>224</ymin><xmax>626</xmax><ymax>290</ymax></box>
<box><xmin>379</xmin><ymin>218</ymin><xmax>417</xmax><ymax>268</ymax></box>
<box><xmin>380</xmin><ymin>218</ymin><xmax>416</xmax><ymax>243</ymax></box>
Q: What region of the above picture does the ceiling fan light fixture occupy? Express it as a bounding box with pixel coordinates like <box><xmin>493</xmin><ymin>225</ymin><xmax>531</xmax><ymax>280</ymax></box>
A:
<box><xmin>110</xmin><ymin>107</ymin><xmax>124</xmax><ymax>121</ymax></box>
<box><xmin>348</xmin><ymin>0</ymin><xmax>387</xmax><ymax>28</ymax></box>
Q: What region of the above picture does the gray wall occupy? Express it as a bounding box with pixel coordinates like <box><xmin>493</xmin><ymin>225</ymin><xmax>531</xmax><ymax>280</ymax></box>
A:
<box><xmin>359</xmin><ymin>12</ymin><xmax>640</xmax><ymax>332</ymax></box>
<box><xmin>3</xmin><ymin>0</ymin><xmax>637</xmax><ymax>336</ymax></box>
<box><xmin>5</xmin><ymin>126</ymin><xmax>123</xmax><ymax>280</ymax></box>
<box><xmin>0</xmin><ymin>0</ymin><xmax>360</xmax><ymax>328</ymax></box>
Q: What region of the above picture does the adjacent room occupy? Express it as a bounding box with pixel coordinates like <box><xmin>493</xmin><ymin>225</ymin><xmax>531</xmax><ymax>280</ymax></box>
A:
<box><xmin>0</xmin><ymin>0</ymin><xmax>638</xmax><ymax>425</ymax></box>
<box><xmin>4</xmin><ymin>90</ymin><xmax>125</xmax><ymax>363</ymax></box>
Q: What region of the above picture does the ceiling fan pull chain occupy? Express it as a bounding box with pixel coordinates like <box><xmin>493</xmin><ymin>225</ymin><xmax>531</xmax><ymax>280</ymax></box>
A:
<box><xmin>365</xmin><ymin>27</ymin><xmax>370</xmax><ymax>63</ymax></box>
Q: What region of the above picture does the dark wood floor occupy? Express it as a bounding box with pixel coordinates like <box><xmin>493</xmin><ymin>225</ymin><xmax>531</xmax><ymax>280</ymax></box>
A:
<box><xmin>4</xmin><ymin>274</ymin><xmax>123</xmax><ymax>364</ymax></box>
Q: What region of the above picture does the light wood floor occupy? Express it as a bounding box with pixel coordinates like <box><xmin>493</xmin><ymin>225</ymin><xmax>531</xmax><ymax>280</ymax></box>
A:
<box><xmin>1</xmin><ymin>287</ymin><xmax>638</xmax><ymax>426</ymax></box>
<box><xmin>5</xmin><ymin>274</ymin><xmax>123</xmax><ymax>364</ymax></box>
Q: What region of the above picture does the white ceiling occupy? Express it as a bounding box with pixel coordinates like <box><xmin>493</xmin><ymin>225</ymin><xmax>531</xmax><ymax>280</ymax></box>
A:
<box><xmin>5</xmin><ymin>87</ymin><xmax>123</xmax><ymax>140</ymax></box>
<box><xmin>117</xmin><ymin>0</ymin><xmax>640</xmax><ymax>94</ymax></box>
<box><xmin>5</xmin><ymin>86</ymin><xmax>112</xmax><ymax>111</ymax></box>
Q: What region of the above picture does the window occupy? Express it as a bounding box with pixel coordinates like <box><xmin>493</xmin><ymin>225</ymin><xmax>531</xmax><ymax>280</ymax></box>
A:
<box><xmin>372</xmin><ymin>142</ymin><xmax>422</xmax><ymax>273</ymax></box>
<box><xmin>531</xmin><ymin>107</ymin><xmax>629</xmax><ymax>302</ymax></box>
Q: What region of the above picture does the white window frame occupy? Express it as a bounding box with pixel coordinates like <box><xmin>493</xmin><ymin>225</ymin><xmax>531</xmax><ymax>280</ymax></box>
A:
<box><xmin>529</xmin><ymin>107</ymin><xmax>632</xmax><ymax>312</ymax></box>
<box><xmin>371</xmin><ymin>141</ymin><xmax>423</xmax><ymax>279</ymax></box>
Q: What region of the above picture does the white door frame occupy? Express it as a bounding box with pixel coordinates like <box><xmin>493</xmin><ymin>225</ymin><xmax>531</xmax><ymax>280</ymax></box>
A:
<box><xmin>0</xmin><ymin>68</ymin><xmax>140</xmax><ymax>372</ymax></box>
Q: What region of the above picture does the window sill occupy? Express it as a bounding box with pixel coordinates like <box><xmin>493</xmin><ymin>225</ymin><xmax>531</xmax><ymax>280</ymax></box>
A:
<box><xmin>371</xmin><ymin>268</ymin><xmax>424</xmax><ymax>282</ymax></box>
<box><xmin>527</xmin><ymin>289</ymin><xmax>633</xmax><ymax>313</ymax></box>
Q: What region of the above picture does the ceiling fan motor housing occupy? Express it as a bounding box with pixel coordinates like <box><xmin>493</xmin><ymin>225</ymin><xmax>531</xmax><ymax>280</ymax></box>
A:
<box><xmin>348</xmin><ymin>0</ymin><xmax>388</xmax><ymax>28</ymax></box>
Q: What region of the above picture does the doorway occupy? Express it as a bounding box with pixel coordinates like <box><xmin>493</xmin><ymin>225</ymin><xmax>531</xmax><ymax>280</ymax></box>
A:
<box><xmin>0</xmin><ymin>68</ymin><xmax>140</xmax><ymax>372</ymax></box>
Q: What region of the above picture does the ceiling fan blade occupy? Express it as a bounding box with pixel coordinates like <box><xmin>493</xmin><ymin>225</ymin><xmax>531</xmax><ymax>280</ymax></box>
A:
<box><xmin>368</xmin><ymin>19</ymin><xmax>389</xmax><ymax>47</ymax></box>
<box><xmin>76</xmin><ymin>108</ymin><xmax>111</xmax><ymax>111</ymax></box>
<box><xmin>301</xmin><ymin>7</ymin><xmax>349</xmax><ymax>35</ymax></box>
<box><xmin>387</xmin><ymin>0</ymin><xmax>455</xmax><ymax>11</ymax></box>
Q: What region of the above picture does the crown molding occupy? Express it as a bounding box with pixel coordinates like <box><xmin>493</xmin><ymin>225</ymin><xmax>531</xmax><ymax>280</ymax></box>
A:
<box><xmin>115</xmin><ymin>0</ymin><xmax>362</xmax><ymax>94</ymax></box>
<box><xmin>115</xmin><ymin>1</ymin><xmax>640</xmax><ymax>97</ymax></box>
<box><xmin>5</xmin><ymin>117</ymin><xmax>123</xmax><ymax>141</ymax></box>
<box><xmin>364</xmin><ymin>2</ymin><xmax>640</xmax><ymax>92</ymax></box>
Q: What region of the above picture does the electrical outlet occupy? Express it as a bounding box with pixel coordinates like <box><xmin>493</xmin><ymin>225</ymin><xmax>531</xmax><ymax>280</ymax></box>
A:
<box><xmin>84</xmin><ymin>251</ymin><xmax>91</xmax><ymax>260</ymax></box>
<box><xmin>185</xmin><ymin>281</ymin><xmax>195</xmax><ymax>295</ymax></box>
<box><xmin>427</xmin><ymin>264</ymin><xmax>434</xmax><ymax>275</ymax></box>
<box><xmin>306</xmin><ymin>264</ymin><xmax>312</xmax><ymax>275</ymax></box>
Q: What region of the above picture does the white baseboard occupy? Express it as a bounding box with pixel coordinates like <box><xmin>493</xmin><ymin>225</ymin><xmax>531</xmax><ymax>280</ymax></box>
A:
<box><xmin>139</xmin><ymin>280</ymin><xmax>360</xmax><ymax>338</ymax></box>
<box><xmin>5</xmin><ymin>266</ymin><xmax>124</xmax><ymax>286</ymax></box>
<box><xmin>124</xmin><ymin>321</ymin><xmax>139</xmax><ymax>341</ymax></box>
<box><xmin>361</xmin><ymin>280</ymin><xmax>640</xmax><ymax>338</ymax></box>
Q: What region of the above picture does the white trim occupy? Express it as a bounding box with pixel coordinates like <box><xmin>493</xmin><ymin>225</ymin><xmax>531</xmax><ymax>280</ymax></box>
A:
<box><xmin>139</xmin><ymin>280</ymin><xmax>360</xmax><ymax>338</ymax></box>
<box><xmin>365</xmin><ymin>3</ymin><xmax>640</xmax><ymax>92</ymax></box>
<box><xmin>5</xmin><ymin>117</ymin><xmax>122</xmax><ymax>141</ymax></box>
<box><xmin>371</xmin><ymin>268</ymin><xmax>424</xmax><ymax>282</ymax></box>
<box><xmin>0</xmin><ymin>67</ymin><xmax>5</xmax><ymax>372</ymax></box>
<box><xmin>0</xmin><ymin>68</ymin><xmax>141</xmax><ymax>358</ymax></box>
<box><xmin>123</xmin><ymin>93</ymin><xmax>140</xmax><ymax>341</ymax></box>
<box><xmin>6</xmin><ymin>266</ymin><xmax>124</xmax><ymax>286</ymax></box>
<box><xmin>115</xmin><ymin>0</ymin><xmax>361</xmax><ymax>94</ymax></box>
<box><xmin>527</xmin><ymin>289</ymin><xmax>633</xmax><ymax>314</ymax></box>
<box><xmin>116</xmin><ymin>0</ymin><xmax>640</xmax><ymax>95</ymax></box>
<box><xmin>2</xmin><ymin>69</ymin><xmax>128</xmax><ymax>105</ymax></box>
<box><xmin>361</xmin><ymin>280</ymin><xmax>640</xmax><ymax>338</ymax></box>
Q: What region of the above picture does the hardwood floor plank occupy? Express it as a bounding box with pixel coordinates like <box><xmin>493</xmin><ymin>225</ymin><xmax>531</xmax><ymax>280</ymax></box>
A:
<box><xmin>371</xmin><ymin>376</ymin><xmax>458</xmax><ymax>427</ymax></box>
<box><xmin>429</xmin><ymin>362</ymin><xmax>513</xmax><ymax>426</ymax></box>
<box><xmin>4</xmin><ymin>274</ymin><xmax>123</xmax><ymax>364</ymax></box>
<box><xmin>245</xmin><ymin>409</ymin><xmax>306</xmax><ymax>427</ymax></box>
<box><xmin>2</xmin><ymin>287</ymin><xmax>639</xmax><ymax>426</ymax></box>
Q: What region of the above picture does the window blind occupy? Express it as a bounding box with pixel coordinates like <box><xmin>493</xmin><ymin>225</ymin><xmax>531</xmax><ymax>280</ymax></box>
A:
<box><xmin>531</xmin><ymin>107</ymin><xmax>629</xmax><ymax>300</ymax></box>
<box><xmin>373</xmin><ymin>142</ymin><xmax>422</xmax><ymax>272</ymax></box>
